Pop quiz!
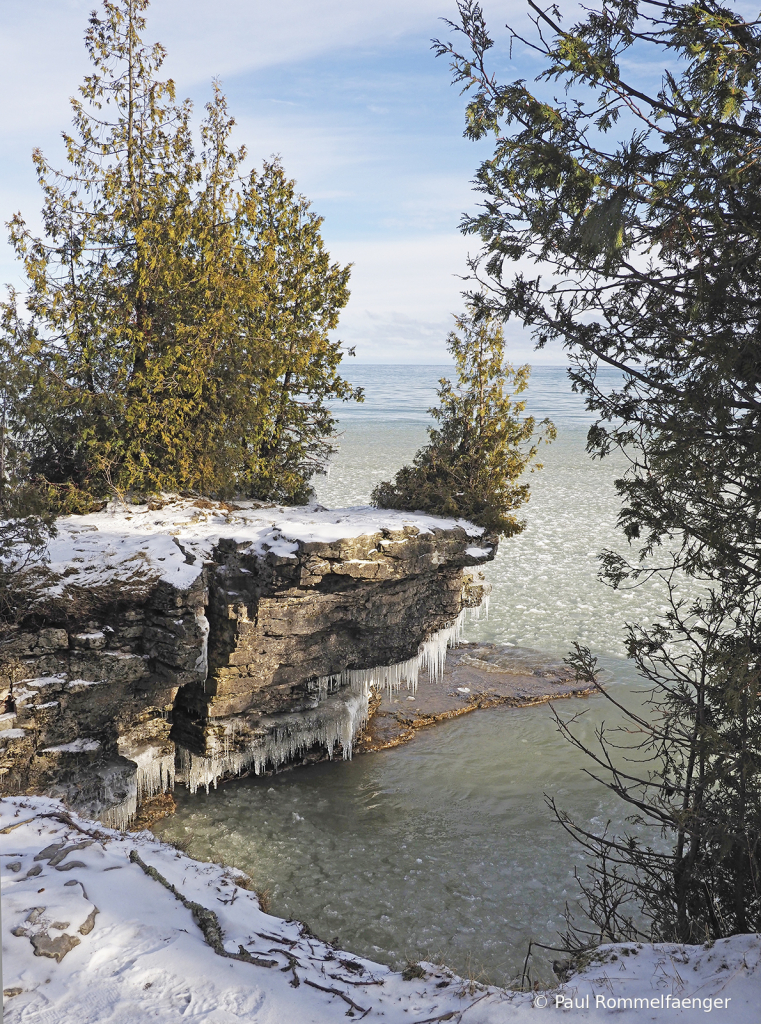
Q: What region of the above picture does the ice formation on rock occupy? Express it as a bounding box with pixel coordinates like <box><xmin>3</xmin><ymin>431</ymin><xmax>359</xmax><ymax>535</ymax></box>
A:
<box><xmin>466</xmin><ymin>595</ymin><xmax>490</xmax><ymax>622</ymax></box>
<box><xmin>100</xmin><ymin>785</ymin><xmax>137</xmax><ymax>831</ymax></box>
<box><xmin>194</xmin><ymin>609</ymin><xmax>210</xmax><ymax>681</ymax></box>
<box><xmin>95</xmin><ymin>609</ymin><xmax>482</xmax><ymax>821</ymax></box>
<box><xmin>177</xmin><ymin>689</ymin><xmax>371</xmax><ymax>794</ymax></box>
<box><xmin>175</xmin><ymin>612</ymin><xmax>471</xmax><ymax>796</ymax></box>
<box><xmin>43</xmin><ymin>738</ymin><xmax>102</xmax><ymax>754</ymax></box>
<box><xmin>131</xmin><ymin>744</ymin><xmax>176</xmax><ymax>802</ymax></box>
<box><xmin>99</xmin><ymin>743</ymin><xmax>177</xmax><ymax>830</ymax></box>
<box><xmin>315</xmin><ymin>609</ymin><xmax>467</xmax><ymax>697</ymax></box>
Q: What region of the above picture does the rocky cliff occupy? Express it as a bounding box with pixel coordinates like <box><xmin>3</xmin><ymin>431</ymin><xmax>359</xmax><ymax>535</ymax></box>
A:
<box><xmin>0</xmin><ymin>498</ymin><xmax>494</xmax><ymax>826</ymax></box>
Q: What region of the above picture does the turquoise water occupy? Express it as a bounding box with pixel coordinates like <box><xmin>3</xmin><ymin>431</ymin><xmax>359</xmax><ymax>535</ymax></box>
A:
<box><xmin>316</xmin><ymin>366</ymin><xmax>662</xmax><ymax>665</ymax></box>
<box><xmin>155</xmin><ymin>365</ymin><xmax>662</xmax><ymax>985</ymax></box>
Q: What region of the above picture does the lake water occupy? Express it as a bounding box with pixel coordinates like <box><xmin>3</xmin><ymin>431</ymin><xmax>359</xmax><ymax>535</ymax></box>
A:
<box><xmin>154</xmin><ymin>365</ymin><xmax>665</xmax><ymax>985</ymax></box>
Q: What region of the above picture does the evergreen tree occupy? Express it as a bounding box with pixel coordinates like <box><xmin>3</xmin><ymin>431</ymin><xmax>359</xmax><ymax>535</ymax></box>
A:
<box><xmin>0</xmin><ymin>343</ymin><xmax>55</xmax><ymax>685</ymax></box>
<box><xmin>372</xmin><ymin>312</ymin><xmax>554</xmax><ymax>535</ymax></box>
<box><xmin>2</xmin><ymin>0</ymin><xmax>358</xmax><ymax>504</ymax></box>
<box><xmin>436</xmin><ymin>1</ymin><xmax>761</xmax><ymax>941</ymax></box>
<box><xmin>242</xmin><ymin>160</ymin><xmax>355</xmax><ymax>504</ymax></box>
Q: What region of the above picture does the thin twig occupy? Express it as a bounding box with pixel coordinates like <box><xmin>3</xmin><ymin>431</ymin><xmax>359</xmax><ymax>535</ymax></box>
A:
<box><xmin>303</xmin><ymin>978</ymin><xmax>369</xmax><ymax>1014</ymax></box>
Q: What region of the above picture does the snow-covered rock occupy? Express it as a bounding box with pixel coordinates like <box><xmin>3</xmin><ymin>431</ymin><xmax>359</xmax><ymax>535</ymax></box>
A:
<box><xmin>2</xmin><ymin>797</ymin><xmax>758</xmax><ymax>1022</ymax></box>
<box><xmin>39</xmin><ymin>496</ymin><xmax>490</xmax><ymax>594</ymax></box>
<box><xmin>1</xmin><ymin>498</ymin><xmax>493</xmax><ymax>827</ymax></box>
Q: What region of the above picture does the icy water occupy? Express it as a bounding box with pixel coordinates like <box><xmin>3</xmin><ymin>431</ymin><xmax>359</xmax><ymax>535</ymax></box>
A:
<box><xmin>155</xmin><ymin>365</ymin><xmax>668</xmax><ymax>985</ymax></box>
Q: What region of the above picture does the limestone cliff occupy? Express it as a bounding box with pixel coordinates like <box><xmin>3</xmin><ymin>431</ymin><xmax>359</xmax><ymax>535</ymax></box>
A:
<box><xmin>0</xmin><ymin>498</ymin><xmax>494</xmax><ymax>825</ymax></box>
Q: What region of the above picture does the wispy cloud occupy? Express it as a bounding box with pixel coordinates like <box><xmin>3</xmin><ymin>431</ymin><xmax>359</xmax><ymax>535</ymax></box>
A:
<box><xmin>0</xmin><ymin>0</ymin><xmax>550</xmax><ymax>363</ymax></box>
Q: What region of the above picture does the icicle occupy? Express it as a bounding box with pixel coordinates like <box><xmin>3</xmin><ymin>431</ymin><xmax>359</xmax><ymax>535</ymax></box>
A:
<box><xmin>465</xmin><ymin>594</ymin><xmax>490</xmax><ymax>622</ymax></box>
<box><xmin>418</xmin><ymin>609</ymin><xmax>465</xmax><ymax>683</ymax></box>
<box><xmin>343</xmin><ymin>657</ymin><xmax>421</xmax><ymax>696</ymax></box>
<box><xmin>194</xmin><ymin>608</ymin><xmax>210</xmax><ymax>684</ymax></box>
<box><xmin>100</xmin><ymin>793</ymin><xmax>137</xmax><ymax>832</ymax></box>
<box><xmin>98</xmin><ymin>773</ymin><xmax>138</xmax><ymax>831</ymax></box>
<box><xmin>105</xmin><ymin>741</ymin><xmax>176</xmax><ymax>828</ymax></box>
<box><xmin>132</xmin><ymin>746</ymin><xmax>176</xmax><ymax>801</ymax></box>
<box><xmin>315</xmin><ymin>608</ymin><xmax>467</xmax><ymax>697</ymax></box>
<box><xmin>174</xmin><ymin>608</ymin><xmax>480</xmax><ymax>796</ymax></box>
<box><xmin>176</xmin><ymin>688</ymin><xmax>371</xmax><ymax>795</ymax></box>
<box><xmin>306</xmin><ymin>674</ymin><xmax>341</xmax><ymax>699</ymax></box>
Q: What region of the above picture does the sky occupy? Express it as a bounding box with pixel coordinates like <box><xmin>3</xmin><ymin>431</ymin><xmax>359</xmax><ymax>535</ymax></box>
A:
<box><xmin>1</xmin><ymin>1</ymin><xmax>565</xmax><ymax>364</ymax></box>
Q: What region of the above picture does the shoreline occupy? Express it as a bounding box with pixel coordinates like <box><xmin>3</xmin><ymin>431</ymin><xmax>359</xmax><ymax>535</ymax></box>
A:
<box><xmin>356</xmin><ymin>642</ymin><xmax>595</xmax><ymax>754</ymax></box>
<box><xmin>128</xmin><ymin>642</ymin><xmax>596</xmax><ymax>829</ymax></box>
<box><xmin>2</xmin><ymin>796</ymin><xmax>756</xmax><ymax>1022</ymax></box>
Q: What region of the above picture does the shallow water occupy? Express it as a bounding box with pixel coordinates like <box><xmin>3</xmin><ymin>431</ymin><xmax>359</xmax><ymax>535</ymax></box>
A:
<box><xmin>155</xmin><ymin>366</ymin><xmax>668</xmax><ymax>984</ymax></box>
<box><xmin>315</xmin><ymin>366</ymin><xmax>669</xmax><ymax>663</ymax></box>
<box><xmin>158</xmin><ymin>699</ymin><xmax>642</xmax><ymax>985</ymax></box>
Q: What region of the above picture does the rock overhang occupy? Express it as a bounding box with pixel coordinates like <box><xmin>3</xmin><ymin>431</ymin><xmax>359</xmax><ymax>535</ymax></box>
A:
<box><xmin>1</xmin><ymin>496</ymin><xmax>496</xmax><ymax>824</ymax></box>
<box><xmin>38</xmin><ymin>497</ymin><xmax>494</xmax><ymax>599</ymax></box>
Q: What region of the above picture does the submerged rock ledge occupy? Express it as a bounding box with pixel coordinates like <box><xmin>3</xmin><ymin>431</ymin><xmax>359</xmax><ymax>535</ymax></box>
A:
<box><xmin>356</xmin><ymin>642</ymin><xmax>596</xmax><ymax>753</ymax></box>
<box><xmin>1</xmin><ymin>497</ymin><xmax>495</xmax><ymax>826</ymax></box>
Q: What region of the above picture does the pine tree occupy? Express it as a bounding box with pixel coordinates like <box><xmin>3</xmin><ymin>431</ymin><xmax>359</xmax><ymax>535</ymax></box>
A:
<box><xmin>239</xmin><ymin>160</ymin><xmax>355</xmax><ymax>504</ymax></box>
<box><xmin>0</xmin><ymin>340</ymin><xmax>56</xmax><ymax>682</ymax></box>
<box><xmin>436</xmin><ymin>1</ymin><xmax>761</xmax><ymax>942</ymax></box>
<box><xmin>2</xmin><ymin>0</ymin><xmax>358</xmax><ymax>504</ymax></box>
<box><xmin>372</xmin><ymin>312</ymin><xmax>554</xmax><ymax>535</ymax></box>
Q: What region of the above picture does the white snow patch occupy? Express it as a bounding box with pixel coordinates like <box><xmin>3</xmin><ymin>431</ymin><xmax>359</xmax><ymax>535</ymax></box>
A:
<box><xmin>1</xmin><ymin>796</ymin><xmax>758</xmax><ymax>1024</ymax></box>
<box><xmin>23</xmin><ymin>675</ymin><xmax>67</xmax><ymax>689</ymax></box>
<box><xmin>30</xmin><ymin>496</ymin><xmax>483</xmax><ymax>595</ymax></box>
<box><xmin>43</xmin><ymin>738</ymin><xmax>101</xmax><ymax>754</ymax></box>
<box><xmin>465</xmin><ymin>545</ymin><xmax>492</xmax><ymax>558</ymax></box>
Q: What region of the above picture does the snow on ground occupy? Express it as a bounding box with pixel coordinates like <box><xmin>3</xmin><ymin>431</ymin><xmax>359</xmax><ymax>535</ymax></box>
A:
<box><xmin>2</xmin><ymin>798</ymin><xmax>759</xmax><ymax>1023</ymax></box>
<box><xmin>34</xmin><ymin>497</ymin><xmax>486</xmax><ymax>595</ymax></box>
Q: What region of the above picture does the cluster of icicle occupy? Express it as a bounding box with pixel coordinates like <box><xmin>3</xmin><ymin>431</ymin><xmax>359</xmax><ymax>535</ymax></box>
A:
<box><xmin>178</xmin><ymin>689</ymin><xmax>371</xmax><ymax>795</ymax></box>
<box><xmin>100</xmin><ymin>745</ymin><xmax>176</xmax><ymax>831</ymax></box>
<box><xmin>100</xmin><ymin>790</ymin><xmax>137</xmax><ymax>832</ymax></box>
<box><xmin>466</xmin><ymin>594</ymin><xmax>490</xmax><ymax>622</ymax></box>
<box><xmin>135</xmin><ymin>748</ymin><xmax>176</xmax><ymax>801</ymax></box>
<box><xmin>176</xmin><ymin>610</ymin><xmax>472</xmax><ymax>795</ymax></box>
<box><xmin>313</xmin><ymin>607</ymin><xmax>468</xmax><ymax>698</ymax></box>
<box><xmin>105</xmin><ymin>608</ymin><xmax>483</xmax><ymax>808</ymax></box>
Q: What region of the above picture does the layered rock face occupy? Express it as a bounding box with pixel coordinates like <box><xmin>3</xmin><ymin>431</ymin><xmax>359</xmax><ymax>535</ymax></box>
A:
<box><xmin>0</xmin><ymin>577</ymin><xmax>207</xmax><ymax>826</ymax></box>
<box><xmin>0</xmin><ymin>499</ymin><xmax>494</xmax><ymax>824</ymax></box>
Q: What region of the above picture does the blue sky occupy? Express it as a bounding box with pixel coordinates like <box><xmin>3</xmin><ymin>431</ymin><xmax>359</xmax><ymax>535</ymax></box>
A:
<box><xmin>1</xmin><ymin>1</ymin><xmax>567</xmax><ymax>364</ymax></box>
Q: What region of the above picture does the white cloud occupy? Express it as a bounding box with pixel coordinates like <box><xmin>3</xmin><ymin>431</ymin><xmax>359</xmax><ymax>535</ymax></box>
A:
<box><xmin>329</xmin><ymin>234</ymin><xmax>558</xmax><ymax>364</ymax></box>
<box><xmin>0</xmin><ymin>0</ymin><xmax>545</xmax><ymax>364</ymax></box>
<box><xmin>0</xmin><ymin>1</ymin><xmax>526</xmax><ymax>134</ymax></box>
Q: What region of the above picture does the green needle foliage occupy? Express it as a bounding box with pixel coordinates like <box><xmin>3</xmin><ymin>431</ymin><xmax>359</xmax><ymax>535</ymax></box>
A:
<box><xmin>0</xmin><ymin>352</ymin><xmax>55</xmax><ymax>673</ymax></box>
<box><xmin>436</xmin><ymin>1</ymin><xmax>761</xmax><ymax>942</ymax></box>
<box><xmin>372</xmin><ymin>312</ymin><xmax>554</xmax><ymax>535</ymax></box>
<box><xmin>1</xmin><ymin>0</ymin><xmax>358</xmax><ymax>506</ymax></box>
